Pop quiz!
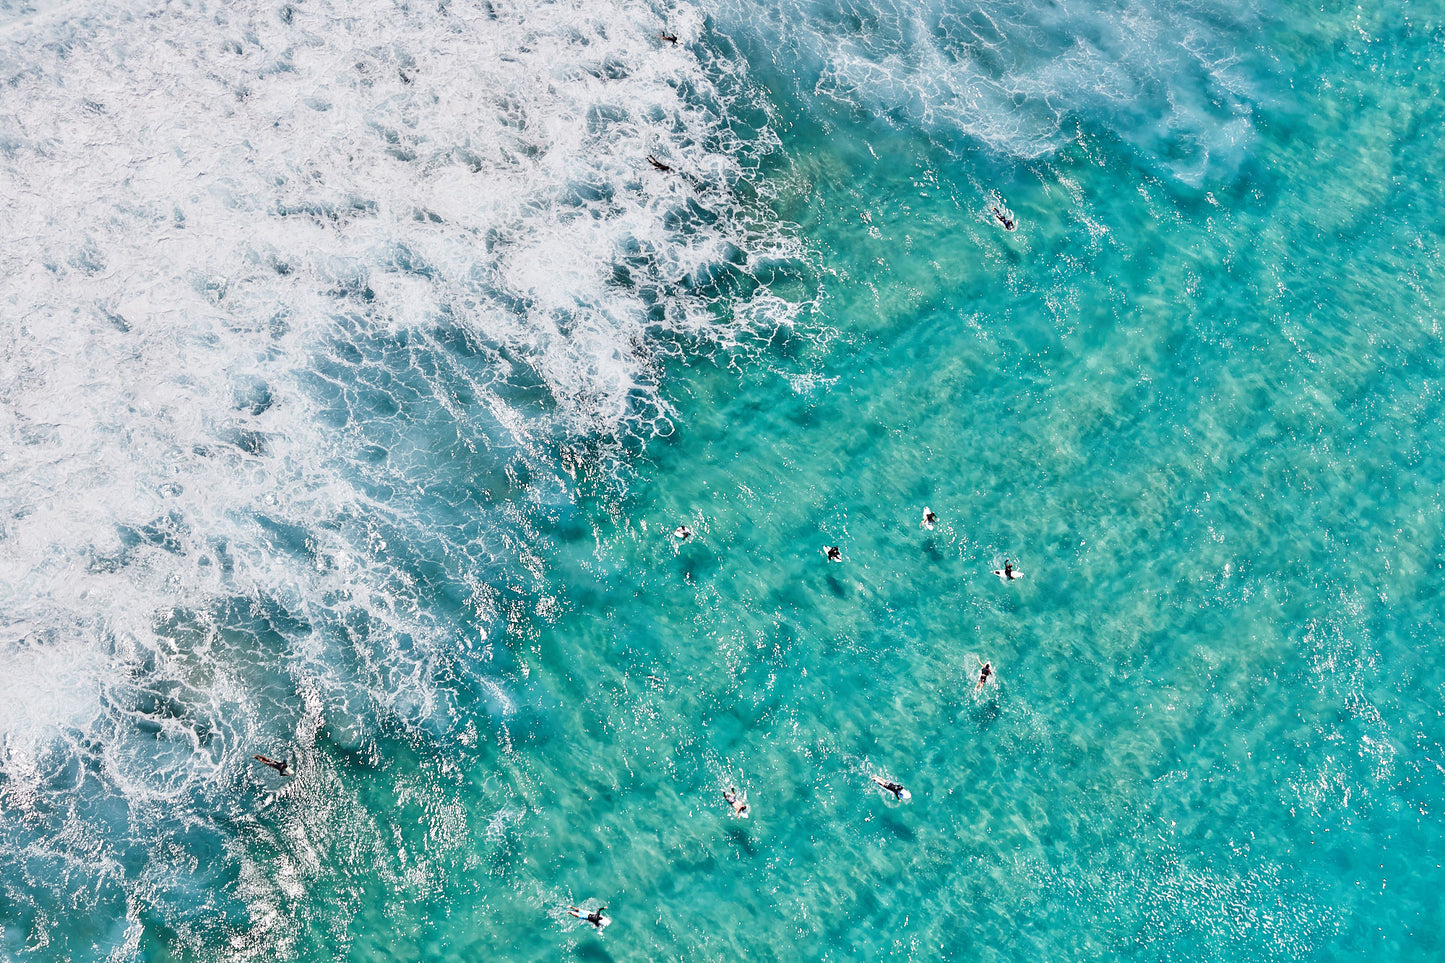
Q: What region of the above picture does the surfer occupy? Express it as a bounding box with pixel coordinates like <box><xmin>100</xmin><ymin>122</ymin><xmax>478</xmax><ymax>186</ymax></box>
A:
<box><xmin>990</xmin><ymin>205</ymin><xmax>1017</xmax><ymax>232</ymax></box>
<box><xmin>673</xmin><ymin>524</ymin><xmax>692</xmax><ymax>540</ymax></box>
<box><xmin>569</xmin><ymin>905</ymin><xmax>611</xmax><ymax>930</ymax></box>
<box><xmin>723</xmin><ymin>786</ymin><xmax>750</xmax><ymax>818</ymax></box>
<box><xmin>975</xmin><ymin>662</ymin><xmax>993</xmax><ymax>692</ymax></box>
<box><xmin>824</xmin><ymin>545</ymin><xmax>842</xmax><ymax>562</ymax></box>
<box><xmin>253</xmin><ymin>754</ymin><xmax>291</xmax><ymax>777</ymax></box>
<box><xmin>647</xmin><ymin>154</ymin><xmax>674</xmax><ymax>173</ymax></box>
<box><xmin>992</xmin><ymin>559</ymin><xmax>1022</xmax><ymax>581</ymax></box>
<box><xmin>871</xmin><ymin>775</ymin><xmax>911</xmax><ymax>802</ymax></box>
<box><xmin>660</xmin><ymin>30</ymin><xmax>679</xmax><ymax>44</ymax></box>
<box><xmin>921</xmin><ymin>507</ymin><xmax>937</xmax><ymax>530</ymax></box>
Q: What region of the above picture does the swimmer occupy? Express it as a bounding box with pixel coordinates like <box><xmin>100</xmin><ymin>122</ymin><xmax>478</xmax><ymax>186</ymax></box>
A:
<box><xmin>990</xmin><ymin>205</ymin><xmax>1017</xmax><ymax>232</ymax></box>
<box><xmin>673</xmin><ymin>524</ymin><xmax>692</xmax><ymax>540</ymax></box>
<box><xmin>253</xmin><ymin>754</ymin><xmax>291</xmax><ymax>777</ymax></box>
<box><xmin>921</xmin><ymin>507</ymin><xmax>937</xmax><ymax>530</ymax></box>
<box><xmin>975</xmin><ymin>661</ymin><xmax>993</xmax><ymax>693</ymax></box>
<box><xmin>660</xmin><ymin>30</ymin><xmax>679</xmax><ymax>44</ymax></box>
<box><xmin>646</xmin><ymin>154</ymin><xmax>674</xmax><ymax>173</ymax></box>
<box><xmin>723</xmin><ymin>786</ymin><xmax>750</xmax><ymax>818</ymax></box>
<box><xmin>992</xmin><ymin>558</ymin><xmax>1023</xmax><ymax>581</ymax></box>
<box><xmin>870</xmin><ymin>774</ymin><xmax>911</xmax><ymax>802</ymax></box>
<box><xmin>824</xmin><ymin>545</ymin><xmax>842</xmax><ymax>562</ymax></box>
<box><xmin>568</xmin><ymin>905</ymin><xmax>611</xmax><ymax>930</ymax></box>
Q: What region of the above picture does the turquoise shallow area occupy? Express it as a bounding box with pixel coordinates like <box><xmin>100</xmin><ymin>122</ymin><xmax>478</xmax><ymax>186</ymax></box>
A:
<box><xmin>478</xmin><ymin>4</ymin><xmax>1445</xmax><ymax>960</ymax></box>
<box><xmin>39</xmin><ymin>0</ymin><xmax>1445</xmax><ymax>960</ymax></box>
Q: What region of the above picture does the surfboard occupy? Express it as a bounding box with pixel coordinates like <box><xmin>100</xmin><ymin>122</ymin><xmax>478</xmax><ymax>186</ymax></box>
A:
<box><xmin>571</xmin><ymin>909</ymin><xmax>611</xmax><ymax>930</ymax></box>
<box><xmin>871</xmin><ymin>775</ymin><xmax>910</xmax><ymax>800</ymax></box>
<box><xmin>992</xmin><ymin>569</ymin><xmax>1023</xmax><ymax>581</ymax></box>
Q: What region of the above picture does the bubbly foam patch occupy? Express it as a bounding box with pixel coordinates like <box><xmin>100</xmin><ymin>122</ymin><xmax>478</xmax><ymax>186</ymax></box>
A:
<box><xmin>0</xmin><ymin>0</ymin><xmax>797</xmax><ymax>953</ymax></box>
<box><xmin>708</xmin><ymin>0</ymin><xmax>1267</xmax><ymax>184</ymax></box>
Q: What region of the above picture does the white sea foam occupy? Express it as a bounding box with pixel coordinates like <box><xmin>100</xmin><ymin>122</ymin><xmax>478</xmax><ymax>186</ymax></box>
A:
<box><xmin>709</xmin><ymin>0</ymin><xmax>1267</xmax><ymax>184</ymax></box>
<box><xmin>0</xmin><ymin>0</ymin><xmax>798</xmax><ymax>952</ymax></box>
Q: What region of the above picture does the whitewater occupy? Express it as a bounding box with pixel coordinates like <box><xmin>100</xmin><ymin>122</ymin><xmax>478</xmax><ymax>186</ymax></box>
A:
<box><xmin>0</xmin><ymin>0</ymin><xmax>803</xmax><ymax>954</ymax></box>
<box><xmin>3</xmin><ymin>0</ymin><xmax>1442</xmax><ymax>957</ymax></box>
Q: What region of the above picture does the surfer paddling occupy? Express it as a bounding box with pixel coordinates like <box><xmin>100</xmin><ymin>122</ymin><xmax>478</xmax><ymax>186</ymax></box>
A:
<box><xmin>568</xmin><ymin>905</ymin><xmax>611</xmax><ymax>930</ymax></box>
<box><xmin>660</xmin><ymin>29</ymin><xmax>679</xmax><ymax>44</ymax></box>
<box><xmin>824</xmin><ymin>545</ymin><xmax>842</xmax><ymax>562</ymax></box>
<box><xmin>673</xmin><ymin>524</ymin><xmax>692</xmax><ymax>540</ymax></box>
<box><xmin>253</xmin><ymin>754</ymin><xmax>291</xmax><ymax>777</ymax></box>
<box><xmin>921</xmin><ymin>507</ymin><xmax>937</xmax><ymax>530</ymax></box>
<box><xmin>975</xmin><ymin>661</ymin><xmax>993</xmax><ymax>693</ymax></box>
<box><xmin>871</xmin><ymin>775</ymin><xmax>911</xmax><ymax>802</ymax></box>
<box><xmin>646</xmin><ymin>154</ymin><xmax>675</xmax><ymax>173</ymax></box>
<box><xmin>990</xmin><ymin>204</ymin><xmax>1017</xmax><ymax>232</ymax></box>
<box><xmin>723</xmin><ymin>786</ymin><xmax>750</xmax><ymax>818</ymax></box>
<box><xmin>992</xmin><ymin>559</ymin><xmax>1022</xmax><ymax>581</ymax></box>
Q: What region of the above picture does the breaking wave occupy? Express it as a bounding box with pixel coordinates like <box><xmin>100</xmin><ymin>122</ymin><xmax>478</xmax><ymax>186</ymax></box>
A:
<box><xmin>0</xmin><ymin>0</ymin><xmax>799</xmax><ymax>954</ymax></box>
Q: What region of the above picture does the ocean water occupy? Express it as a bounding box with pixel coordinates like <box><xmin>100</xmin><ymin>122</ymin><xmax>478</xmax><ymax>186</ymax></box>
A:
<box><xmin>1</xmin><ymin>0</ymin><xmax>1443</xmax><ymax>958</ymax></box>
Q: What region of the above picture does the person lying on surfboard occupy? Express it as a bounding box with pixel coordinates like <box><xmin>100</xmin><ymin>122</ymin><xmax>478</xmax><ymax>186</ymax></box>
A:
<box><xmin>921</xmin><ymin>507</ymin><xmax>937</xmax><ymax>530</ymax></box>
<box><xmin>723</xmin><ymin>786</ymin><xmax>750</xmax><ymax>818</ymax></box>
<box><xmin>569</xmin><ymin>905</ymin><xmax>611</xmax><ymax>930</ymax></box>
<box><xmin>824</xmin><ymin>545</ymin><xmax>842</xmax><ymax>562</ymax></box>
<box><xmin>253</xmin><ymin>754</ymin><xmax>291</xmax><ymax>776</ymax></box>
<box><xmin>975</xmin><ymin>662</ymin><xmax>993</xmax><ymax>692</ymax></box>
<box><xmin>990</xmin><ymin>204</ymin><xmax>1016</xmax><ymax>231</ymax></box>
<box><xmin>992</xmin><ymin>559</ymin><xmax>1022</xmax><ymax>581</ymax></box>
<box><xmin>871</xmin><ymin>775</ymin><xmax>911</xmax><ymax>801</ymax></box>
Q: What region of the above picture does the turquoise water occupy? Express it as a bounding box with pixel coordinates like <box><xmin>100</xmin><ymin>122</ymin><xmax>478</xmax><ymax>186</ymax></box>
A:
<box><xmin>3</xmin><ymin>0</ymin><xmax>1445</xmax><ymax>959</ymax></box>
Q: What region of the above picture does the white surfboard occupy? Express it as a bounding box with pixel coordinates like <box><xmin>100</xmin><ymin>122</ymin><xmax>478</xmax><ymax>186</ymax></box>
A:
<box><xmin>992</xmin><ymin>568</ymin><xmax>1023</xmax><ymax>581</ymax></box>
<box><xmin>570</xmin><ymin>909</ymin><xmax>611</xmax><ymax>930</ymax></box>
<box><xmin>871</xmin><ymin>775</ymin><xmax>911</xmax><ymax>801</ymax></box>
